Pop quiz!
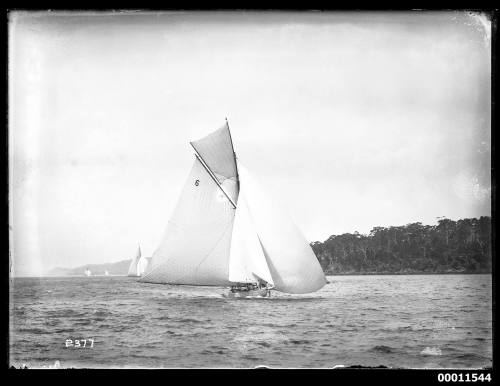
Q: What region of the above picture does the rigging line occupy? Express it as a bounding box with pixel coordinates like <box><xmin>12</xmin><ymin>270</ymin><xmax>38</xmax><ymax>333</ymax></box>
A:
<box><xmin>190</xmin><ymin>146</ymin><xmax>237</xmax><ymax>209</ymax></box>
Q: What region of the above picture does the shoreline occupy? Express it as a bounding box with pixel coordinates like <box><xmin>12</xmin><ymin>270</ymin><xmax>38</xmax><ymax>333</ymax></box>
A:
<box><xmin>12</xmin><ymin>272</ymin><xmax>492</xmax><ymax>279</ymax></box>
<box><xmin>325</xmin><ymin>271</ymin><xmax>491</xmax><ymax>276</ymax></box>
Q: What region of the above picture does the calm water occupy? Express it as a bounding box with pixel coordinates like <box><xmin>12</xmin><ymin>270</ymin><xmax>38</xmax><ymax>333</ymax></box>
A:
<box><xmin>10</xmin><ymin>274</ymin><xmax>492</xmax><ymax>368</ymax></box>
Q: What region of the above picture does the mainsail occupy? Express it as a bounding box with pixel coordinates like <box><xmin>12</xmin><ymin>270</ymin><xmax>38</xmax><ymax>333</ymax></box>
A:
<box><xmin>140</xmin><ymin>121</ymin><xmax>326</xmax><ymax>293</ymax></box>
<box><xmin>140</xmin><ymin>158</ymin><xmax>236</xmax><ymax>286</ymax></box>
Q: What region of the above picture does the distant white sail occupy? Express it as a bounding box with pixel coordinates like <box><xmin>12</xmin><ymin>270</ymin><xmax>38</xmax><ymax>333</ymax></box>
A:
<box><xmin>127</xmin><ymin>245</ymin><xmax>142</xmax><ymax>277</ymax></box>
<box><xmin>228</xmin><ymin>188</ymin><xmax>274</xmax><ymax>285</ymax></box>
<box><xmin>236</xmin><ymin>162</ymin><xmax>326</xmax><ymax>294</ymax></box>
<box><xmin>140</xmin><ymin>157</ymin><xmax>236</xmax><ymax>286</ymax></box>
<box><xmin>136</xmin><ymin>256</ymin><xmax>149</xmax><ymax>276</ymax></box>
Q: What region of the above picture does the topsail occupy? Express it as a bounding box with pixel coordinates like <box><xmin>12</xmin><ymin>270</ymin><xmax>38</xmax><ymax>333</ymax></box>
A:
<box><xmin>140</xmin><ymin>121</ymin><xmax>326</xmax><ymax>293</ymax></box>
<box><xmin>190</xmin><ymin>121</ymin><xmax>239</xmax><ymax>204</ymax></box>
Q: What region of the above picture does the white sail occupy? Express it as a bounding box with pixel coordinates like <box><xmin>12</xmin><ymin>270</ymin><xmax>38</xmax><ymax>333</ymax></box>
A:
<box><xmin>136</xmin><ymin>256</ymin><xmax>149</xmax><ymax>276</ymax></box>
<box><xmin>138</xmin><ymin>122</ymin><xmax>325</xmax><ymax>294</ymax></box>
<box><xmin>237</xmin><ymin>162</ymin><xmax>326</xmax><ymax>294</ymax></box>
<box><xmin>190</xmin><ymin>121</ymin><xmax>239</xmax><ymax>204</ymax></box>
<box><xmin>139</xmin><ymin>157</ymin><xmax>236</xmax><ymax>286</ymax></box>
<box><xmin>228</xmin><ymin>188</ymin><xmax>274</xmax><ymax>285</ymax></box>
<box><xmin>127</xmin><ymin>260</ymin><xmax>136</xmax><ymax>276</ymax></box>
<box><xmin>127</xmin><ymin>245</ymin><xmax>142</xmax><ymax>276</ymax></box>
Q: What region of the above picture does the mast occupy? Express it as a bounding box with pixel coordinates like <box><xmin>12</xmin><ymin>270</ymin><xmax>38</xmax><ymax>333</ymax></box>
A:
<box><xmin>190</xmin><ymin>144</ymin><xmax>237</xmax><ymax>209</ymax></box>
<box><xmin>225</xmin><ymin>117</ymin><xmax>240</xmax><ymax>192</ymax></box>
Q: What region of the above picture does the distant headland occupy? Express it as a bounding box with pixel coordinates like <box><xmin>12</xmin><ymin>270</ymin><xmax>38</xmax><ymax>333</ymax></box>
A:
<box><xmin>46</xmin><ymin>259</ymin><xmax>131</xmax><ymax>277</ymax></box>
<box><xmin>312</xmin><ymin>216</ymin><xmax>491</xmax><ymax>275</ymax></box>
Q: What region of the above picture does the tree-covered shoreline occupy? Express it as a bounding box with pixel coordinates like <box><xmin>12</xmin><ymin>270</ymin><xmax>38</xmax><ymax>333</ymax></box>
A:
<box><xmin>311</xmin><ymin>216</ymin><xmax>492</xmax><ymax>275</ymax></box>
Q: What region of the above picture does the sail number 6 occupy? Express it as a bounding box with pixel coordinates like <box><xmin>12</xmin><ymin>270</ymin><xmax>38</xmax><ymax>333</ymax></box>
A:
<box><xmin>195</xmin><ymin>180</ymin><xmax>200</xmax><ymax>186</ymax></box>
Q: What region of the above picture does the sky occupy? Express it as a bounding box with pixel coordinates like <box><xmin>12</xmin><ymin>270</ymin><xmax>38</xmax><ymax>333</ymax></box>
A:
<box><xmin>9</xmin><ymin>11</ymin><xmax>491</xmax><ymax>276</ymax></box>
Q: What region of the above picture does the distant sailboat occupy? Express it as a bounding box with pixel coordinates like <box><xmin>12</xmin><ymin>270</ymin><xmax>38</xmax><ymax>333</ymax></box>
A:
<box><xmin>84</xmin><ymin>268</ymin><xmax>91</xmax><ymax>277</ymax></box>
<box><xmin>139</xmin><ymin>120</ymin><xmax>326</xmax><ymax>297</ymax></box>
<box><xmin>104</xmin><ymin>270</ymin><xmax>109</xmax><ymax>276</ymax></box>
<box><xmin>127</xmin><ymin>244</ymin><xmax>149</xmax><ymax>277</ymax></box>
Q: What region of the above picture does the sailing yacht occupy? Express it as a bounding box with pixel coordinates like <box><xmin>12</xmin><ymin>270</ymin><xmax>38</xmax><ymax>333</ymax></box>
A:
<box><xmin>139</xmin><ymin>120</ymin><xmax>326</xmax><ymax>297</ymax></box>
<box><xmin>127</xmin><ymin>245</ymin><xmax>147</xmax><ymax>276</ymax></box>
<box><xmin>84</xmin><ymin>268</ymin><xmax>91</xmax><ymax>277</ymax></box>
<box><xmin>127</xmin><ymin>245</ymin><xmax>149</xmax><ymax>277</ymax></box>
<box><xmin>104</xmin><ymin>270</ymin><xmax>109</xmax><ymax>276</ymax></box>
<box><xmin>136</xmin><ymin>254</ymin><xmax>149</xmax><ymax>276</ymax></box>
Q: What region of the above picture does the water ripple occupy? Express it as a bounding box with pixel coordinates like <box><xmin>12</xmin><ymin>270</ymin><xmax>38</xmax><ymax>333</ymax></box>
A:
<box><xmin>9</xmin><ymin>274</ymin><xmax>492</xmax><ymax>368</ymax></box>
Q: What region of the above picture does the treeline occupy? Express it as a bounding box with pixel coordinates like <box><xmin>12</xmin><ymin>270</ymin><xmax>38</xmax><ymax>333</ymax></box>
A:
<box><xmin>311</xmin><ymin>216</ymin><xmax>492</xmax><ymax>275</ymax></box>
